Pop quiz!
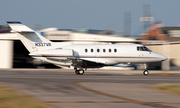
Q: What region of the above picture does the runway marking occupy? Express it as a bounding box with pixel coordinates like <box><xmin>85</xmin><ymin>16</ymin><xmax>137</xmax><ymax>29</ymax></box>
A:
<box><xmin>155</xmin><ymin>102</ymin><xmax>180</xmax><ymax>104</ymax></box>
<box><xmin>46</xmin><ymin>101</ymin><xmax>180</xmax><ymax>104</ymax></box>
<box><xmin>46</xmin><ymin>101</ymin><xmax>129</xmax><ymax>103</ymax></box>
<box><xmin>71</xmin><ymin>82</ymin><xmax>179</xmax><ymax>108</ymax></box>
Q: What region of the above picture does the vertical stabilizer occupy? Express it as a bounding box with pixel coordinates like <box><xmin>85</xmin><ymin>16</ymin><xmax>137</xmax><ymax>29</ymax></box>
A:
<box><xmin>7</xmin><ymin>21</ymin><xmax>53</xmax><ymax>53</ymax></box>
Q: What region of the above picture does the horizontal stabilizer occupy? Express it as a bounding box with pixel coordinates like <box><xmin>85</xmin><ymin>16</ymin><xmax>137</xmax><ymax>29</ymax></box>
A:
<box><xmin>7</xmin><ymin>21</ymin><xmax>34</xmax><ymax>32</ymax></box>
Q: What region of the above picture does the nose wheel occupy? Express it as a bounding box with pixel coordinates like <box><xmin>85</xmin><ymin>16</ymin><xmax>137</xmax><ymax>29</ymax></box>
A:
<box><xmin>143</xmin><ymin>70</ymin><xmax>149</xmax><ymax>76</ymax></box>
<box><xmin>143</xmin><ymin>63</ymin><xmax>149</xmax><ymax>76</ymax></box>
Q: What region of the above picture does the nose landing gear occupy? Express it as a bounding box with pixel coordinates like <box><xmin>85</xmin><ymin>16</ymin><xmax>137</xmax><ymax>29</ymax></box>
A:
<box><xmin>143</xmin><ymin>64</ymin><xmax>149</xmax><ymax>76</ymax></box>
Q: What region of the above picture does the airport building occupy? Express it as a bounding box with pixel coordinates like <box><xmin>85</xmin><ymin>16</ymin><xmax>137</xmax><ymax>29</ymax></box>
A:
<box><xmin>142</xmin><ymin>26</ymin><xmax>180</xmax><ymax>41</ymax></box>
<box><xmin>39</xmin><ymin>28</ymin><xmax>135</xmax><ymax>43</ymax></box>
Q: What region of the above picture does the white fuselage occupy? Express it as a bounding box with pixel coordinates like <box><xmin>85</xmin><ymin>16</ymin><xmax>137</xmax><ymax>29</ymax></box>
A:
<box><xmin>33</xmin><ymin>44</ymin><xmax>167</xmax><ymax>67</ymax></box>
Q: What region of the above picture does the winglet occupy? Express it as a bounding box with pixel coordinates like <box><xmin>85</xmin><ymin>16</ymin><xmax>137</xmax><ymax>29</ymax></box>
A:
<box><xmin>7</xmin><ymin>21</ymin><xmax>34</xmax><ymax>32</ymax></box>
<box><xmin>7</xmin><ymin>21</ymin><xmax>22</xmax><ymax>24</ymax></box>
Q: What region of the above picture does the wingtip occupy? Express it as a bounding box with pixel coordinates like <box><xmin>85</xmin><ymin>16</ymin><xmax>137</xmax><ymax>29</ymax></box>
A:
<box><xmin>7</xmin><ymin>21</ymin><xmax>22</xmax><ymax>24</ymax></box>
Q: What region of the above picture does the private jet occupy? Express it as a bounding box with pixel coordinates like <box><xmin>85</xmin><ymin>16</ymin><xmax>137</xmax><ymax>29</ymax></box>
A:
<box><xmin>7</xmin><ymin>21</ymin><xmax>167</xmax><ymax>76</ymax></box>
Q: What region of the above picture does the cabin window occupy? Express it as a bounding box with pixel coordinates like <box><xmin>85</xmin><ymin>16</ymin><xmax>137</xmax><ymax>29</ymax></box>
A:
<box><xmin>114</xmin><ymin>49</ymin><xmax>117</xmax><ymax>53</ymax></box>
<box><xmin>85</xmin><ymin>49</ymin><xmax>88</xmax><ymax>53</ymax></box>
<box><xmin>103</xmin><ymin>49</ymin><xmax>106</xmax><ymax>53</ymax></box>
<box><xmin>97</xmin><ymin>49</ymin><xmax>100</xmax><ymax>53</ymax></box>
<box><xmin>91</xmin><ymin>49</ymin><xmax>94</xmax><ymax>52</ymax></box>
<box><xmin>109</xmin><ymin>49</ymin><xmax>111</xmax><ymax>53</ymax></box>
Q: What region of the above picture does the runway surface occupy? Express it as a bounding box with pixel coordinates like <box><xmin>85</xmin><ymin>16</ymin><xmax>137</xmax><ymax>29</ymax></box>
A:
<box><xmin>0</xmin><ymin>69</ymin><xmax>180</xmax><ymax>108</ymax></box>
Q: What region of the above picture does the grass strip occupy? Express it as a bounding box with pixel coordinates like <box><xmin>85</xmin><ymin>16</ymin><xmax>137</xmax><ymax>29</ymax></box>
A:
<box><xmin>152</xmin><ymin>83</ymin><xmax>180</xmax><ymax>95</ymax></box>
<box><xmin>0</xmin><ymin>85</ymin><xmax>49</xmax><ymax>108</ymax></box>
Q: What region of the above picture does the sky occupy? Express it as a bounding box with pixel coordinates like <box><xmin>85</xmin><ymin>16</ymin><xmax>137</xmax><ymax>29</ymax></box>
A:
<box><xmin>0</xmin><ymin>0</ymin><xmax>180</xmax><ymax>35</ymax></box>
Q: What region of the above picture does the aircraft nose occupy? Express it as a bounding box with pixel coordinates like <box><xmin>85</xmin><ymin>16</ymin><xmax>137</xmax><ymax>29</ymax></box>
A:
<box><xmin>160</xmin><ymin>54</ymin><xmax>168</xmax><ymax>61</ymax></box>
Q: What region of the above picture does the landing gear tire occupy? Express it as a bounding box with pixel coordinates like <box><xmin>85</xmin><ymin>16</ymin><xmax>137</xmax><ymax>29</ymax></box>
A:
<box><xmin>78</xmin><ymin>70</ymin><xmax>84</xmax><ymax>75</ymax></box>
<box><xmin>143</xmin><ymin>70</ymin><xmax>149</xmax><ymax>76</ymax></box>
<box><xmin>75</xmin><ymin>70</ymin><xmax>79</xmax><ymax>74</ymax></box>
<box><xmin>75</xmin><ymin>70</ymin><xmax>84</xmax><ymax>75</ymax></box>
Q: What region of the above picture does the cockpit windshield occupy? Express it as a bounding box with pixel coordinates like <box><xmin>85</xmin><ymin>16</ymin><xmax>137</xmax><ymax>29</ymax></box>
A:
<box><xmin>137</xmin><ymin>46</ymin><xmax>151</xmax><ymax>51</ymax></box>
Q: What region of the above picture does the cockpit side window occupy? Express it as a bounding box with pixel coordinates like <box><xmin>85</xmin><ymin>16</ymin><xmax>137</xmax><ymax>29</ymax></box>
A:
<box><xmin>143</xmin><ymin>46</ymin><xmax>151</xmax><ymax>51</ymax></box>
<box><xmin>137</xmin><ymin>46</ymin><xmax>151</xmax><ymax>51</ymax></box>
<box><xmin>140</xmin><ymin>47</ymin><xmax>144</xmax><ymax>51</ymax></box>
<box><xmin>137</xmin><ymin>47</ymin><xmax>140</xmax><ymax>51</ymax></box>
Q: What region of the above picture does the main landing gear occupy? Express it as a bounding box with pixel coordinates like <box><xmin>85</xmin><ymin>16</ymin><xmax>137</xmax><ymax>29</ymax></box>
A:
<box><xmin>74</xmin><ymin>68</ymin><xmax>84</xmax><ymax>75</ymax></box>
<box><xmin>143</xmin><ymin>64</ymin><xmax>149</xmax><ymax>76</ymax></box>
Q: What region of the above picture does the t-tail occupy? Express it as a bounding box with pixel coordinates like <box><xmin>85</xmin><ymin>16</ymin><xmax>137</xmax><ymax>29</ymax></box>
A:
<box><xmin>7</xmin><ymin>21</ymin><xmax>53</xmax><ymax>53</ymax></box>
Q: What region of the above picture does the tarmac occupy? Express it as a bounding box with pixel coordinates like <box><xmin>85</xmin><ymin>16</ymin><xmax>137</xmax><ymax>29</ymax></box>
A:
<box><xmin>0</xmin><ymin>69</ymin><xmax>180</xmax><ymax>108</ymax></box>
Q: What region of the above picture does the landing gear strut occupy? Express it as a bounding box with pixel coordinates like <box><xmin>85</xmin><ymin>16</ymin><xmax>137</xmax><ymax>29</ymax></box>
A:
<box><xmin>143</xmin><ymin>64</ymin><xmax>149</xmax><ymax>76</ymax></box>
